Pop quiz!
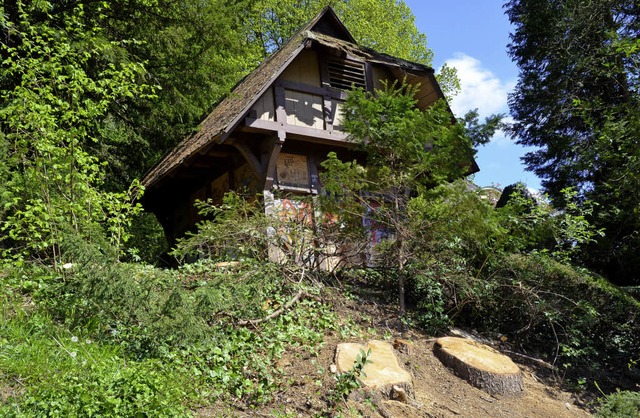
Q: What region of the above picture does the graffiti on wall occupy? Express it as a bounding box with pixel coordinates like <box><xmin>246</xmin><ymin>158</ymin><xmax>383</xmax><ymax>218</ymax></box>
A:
<box><xmin>276</xmin><ymin>153</ymin><xmax>309</xmax><ymax>189</ymax></box>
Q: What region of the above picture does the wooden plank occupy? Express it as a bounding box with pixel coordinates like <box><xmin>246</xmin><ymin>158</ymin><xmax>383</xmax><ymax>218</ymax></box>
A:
<box><xmin>222</xmin><ymin>41</ymin><xmax>309</xmax><ymax>142</ymax></box>
<box><xmin>275</xmin><ymin>83</ymin><xmax>287</xmax><ymax>126</ymax></box>
<box><xmin>276</xmin><ymin>153</ymin><xmax>310</xmax><ymax>188</ymax></box>
<box><xmin>332</xmin><ymin>100</ymin><xmax>345</xmax><ymax>130</ymax></box>
<box><xmin>278</xmin><ymin>79</ymin><xmax>348</xmax><ymax>101</ymax></box>
<box><xmin>323</xmin><ymin>93</ymin><xmax>333</xmax><ymax>130</ymax></box>
<box><xmin>365</xmin><ymin>62</ymin><xmax>374</xmax><ymax>91</ymax></box>
<box><xmin>417</xmin><ymin>91</ymin><xmax>441</xmax><ymax>109</ymax></box>
<box><xmin>245</xmin><ymin>117</ymin><xmax>349</xmax><ymax>143</ymax></box>
<box><xmin>250</xmin><ymin>87</ymin><xmax>275</xmax><ymax>121</ymax></box>
<box><xmin>280</xmin><ymin>49</ymin><xmax>321</xmax><ymax>87</ymax></box>
<box><xmin>284</xmin><ymin>89</ymin><xmax>324</xmax><ymax>129</ymax></box>
<box><xmin>372</xmin><ymin>65</ymin><xmax>392</xmax><ymax>90</ymax></box>
<box><xmin>263</xmin><ymin>132</ymin><xmax>286</xmax><ymax>191</ymax></box>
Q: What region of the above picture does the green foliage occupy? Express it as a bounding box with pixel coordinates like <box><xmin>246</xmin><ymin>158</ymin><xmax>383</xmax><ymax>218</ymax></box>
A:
<box><xmin>105</xmin><ymin>0</ymin><xmax>259</xmax><ymax>180</ymax></box>
<box><xmin>179</xmin><ymin>259</ymin><xmax>292</xmax><ymax>322</ymax></box>
<box><xmin>0</xmin><ymin>296</ymin><xmax>190</xmax><ymax>417</ymax></box>
<box><xmin>2</xmin><ymin>0</ymin><xmax>637</xmax><ymax>409</ymax></box>
<box><xmin>167</xmin><ymin>297</ymin><xmax>336</xmax><ymax>404</ymax></box>
<box><xmin>42</xmin><ymin>236</ymin><xmax>313</xmax><ymax>358</ymax></box>
<box><xmin>0</xmin><ymin>2</ymin><xmax>150</xmax><ymax>264</ymax></box>
<box><xmin>407</xmin><ymin>269</ymin><xmax>451</xmax><ymax>332</ymax></box>
<box><xmin>171</xmin><ymin>192</ymin><xmax>272</xmax><ymax>263</ymax></box>
<box><xmin>332</xmin><ymin>0</ymin><xmax>431</xmax><ymax>64</ymax></box>
<box><xmin>332</xmin><ymin>348</ymin><xmax>371</xmax><ymax>403</ymax></box>
<box><xmin>464</xmin><ymin>253</ymin><xmax>640</xmax><ymax>382</ymax></box>
<box><xmin>124</xmin><ymin>211</ymin><xmax>169</xmax><ymax>264</ymax></box>
<box><xmin>250</xmin><ymin>0</ymin><xmax>431</xmax><ymax>63</ymax></box>
<box><xmin>1</xmin><ymin>246</ymin><xmax>339</xmax><ymax>410</ymax></box>
<box><xmin>596</xmin><ymin>390</ymin><xmax>640</xmax><ymax>418</ymax></box>
<box><xmin>506</xmin><ymin>0</ymin><xmax>640</xmax><ymax>284</ymax></box>
<box><xmin>401</xmin><ymin>181</ymin><xmax>502</xmax><ymax>330</ymax></box>
<box><xmin>248</xmin><ymin>0</ymin><xmax>459</xmax><ymax>95</ymax></box>
<box><xmin>342</xmin><ymin>82</ymin><xmax>473</xmax><ymax>189</ymax></box>
<box><xmin>461</xmin><ymin>109</ymin><xmax>505</xmax><ymax>147</ymax></box>
<box><xmin>321</xmin><ymin>82</ymin><xmax>480</xmax><ymax>314</ymax></box>
<box><xmin>174</xmin><ymin>191</ymin><xmax>334</xmax><ymax>271</ymax></box>
<box><xmin>335</xmin><ymin>177</ymin><xmax>637</xmax><ymax>384</ymax></box>
<box><xmin>412</xmin><ymin>180</ymin><xmax>506</xmax><ymax>263</ymax></box>
<box><xmin>497</xmin><ymin>186</ymin><xmax>604</xmax><ymax>262</ymax></box>
<box><xmin>2</xmin><ymin>360</ymin><xmax>191</xmax><ymax>418</ymax></box>
<box><xmin>1</xmin><ymin>0</ymin><xmax>257</xmax><ymax>189</ymax></box>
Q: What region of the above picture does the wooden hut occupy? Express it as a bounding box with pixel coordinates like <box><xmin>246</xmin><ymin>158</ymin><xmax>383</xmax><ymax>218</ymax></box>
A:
<box><xmin>141</xmin><ymin>7</ymin><xmax>473</xmax><ymax>249</ymax></box>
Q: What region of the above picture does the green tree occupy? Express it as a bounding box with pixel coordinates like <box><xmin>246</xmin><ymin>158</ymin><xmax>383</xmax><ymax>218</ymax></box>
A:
<box><xmin>320</xmin><ymin>82</ymin><xmax>483</xmax><ymax>315</ymax></box>
<box><xmin>0</xmin><ymin>2</ymin><xmax>151</xmax><ymax>264</ymax></box>
<box><xmin>506</xmin><ymin>0</ymin><xmax>640</xmax><ymax>283</ymax></box>
<box><xmin>94</xmin><ymin>0</ymin><xmax>259</xmax><ymax>186</ymax></box>
<box><xmin>1</xmin><ymin>0</ymin><xmax>257</xmax><ymax>190</ymax></box>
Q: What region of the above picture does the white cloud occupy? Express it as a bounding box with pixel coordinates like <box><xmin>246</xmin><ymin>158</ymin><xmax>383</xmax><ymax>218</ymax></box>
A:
<box><xmin>443</xmin><ymin>53</ymin><xmax>514</xmax><ymax>119</ymax></box>
<box><xmin>527</xmin><ymin>187</ymin><xmax>543</xmax><ymax>198</ymax></box>
<box><xmin>490</xmin><ymin>115</ymin><xmax>515</xmax><ymax>147</ymax></box>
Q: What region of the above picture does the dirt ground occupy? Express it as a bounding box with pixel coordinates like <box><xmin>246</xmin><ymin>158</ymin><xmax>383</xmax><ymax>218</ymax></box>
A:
<box><xmin>198</xmin><ymin>286</ymin><xmax>594</xmax><ymax>418</ymax></box>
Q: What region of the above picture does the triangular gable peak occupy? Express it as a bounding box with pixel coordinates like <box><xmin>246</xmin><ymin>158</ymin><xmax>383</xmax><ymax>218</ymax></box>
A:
<box><xmin>141</xmin><ymin>7</ymin><xmax>455</xmax><ymax>245</ymax></box>
<box><xmin>307</xmin><ymin>6</ymin><xmax>356</xmax><ymax>43</ymax></box>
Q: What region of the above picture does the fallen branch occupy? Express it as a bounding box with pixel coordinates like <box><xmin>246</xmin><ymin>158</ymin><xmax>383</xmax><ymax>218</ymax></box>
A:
<box><xmin>237</xmin><ymin>289</ymin><xmax>305</xmax><ymax>326</ymax></box>
<box><xmin>502</xmin><ymin>349</ymin><xmax>558</xmax><ymax>371</ymax></box>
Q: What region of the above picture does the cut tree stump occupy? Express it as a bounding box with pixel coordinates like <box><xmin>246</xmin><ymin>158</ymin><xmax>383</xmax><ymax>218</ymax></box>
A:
<box><xmin>433</xmin><ymin>337</ymin><xmax>524</xmax><ymax>396</ymax></box>
<box><xmin>335</xmin><ymin>340</ymin><xmax>413</xmax><ymax>401</ymax></box>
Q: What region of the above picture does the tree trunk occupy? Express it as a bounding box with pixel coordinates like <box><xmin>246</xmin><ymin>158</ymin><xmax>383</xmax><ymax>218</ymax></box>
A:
<box><xmin>433</xmin><ymin>337</ymin><xmax>524</xmax><ymax>396</ymax></box>
<box><xmin>395</xmin><ymin>194</ymin><xmax>406</xmax><ymax>316</ymax></box>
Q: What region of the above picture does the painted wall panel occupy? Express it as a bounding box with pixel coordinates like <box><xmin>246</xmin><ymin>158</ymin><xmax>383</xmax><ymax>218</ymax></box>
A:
<box><xmin>284</xmin><ymin>90</ymin><xmax>324</xmax><ymax>129</ymax></box>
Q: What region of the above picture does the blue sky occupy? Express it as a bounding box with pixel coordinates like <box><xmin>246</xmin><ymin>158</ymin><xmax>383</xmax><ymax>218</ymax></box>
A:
<box><xmin>404</xmin><ymin>0</ymin><xmax>542</xmax><ymax>191</ymax></box>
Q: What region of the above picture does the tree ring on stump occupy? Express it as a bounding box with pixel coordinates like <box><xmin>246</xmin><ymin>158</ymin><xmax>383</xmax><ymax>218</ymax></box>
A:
<box><xmin>434</xmin><ymin>337</ymin><xmax>524</xmax><ymax>396</ymax></box>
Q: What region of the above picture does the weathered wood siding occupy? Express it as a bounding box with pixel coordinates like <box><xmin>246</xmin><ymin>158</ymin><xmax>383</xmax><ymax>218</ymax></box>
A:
<box><xmin>280</xmin><ymin>50</ymin><xmax>321</xmax><ymax>86</ymax></box>
<box><xmin>252</xmin><ymin>87</ymin><xmax>275</xmax><ymax>121</ymax></box>
<box><xmin>372</xmin><ymin>64</ymin><xmax>394</xmax><ymax>90</ymax></box>
<box><xmin>332</xmin><ymin>99</ymin><xmax>345</xmax><ymax>130</ymax></box>
<box><xmin>279</xmin><ymin>50</ymin><xmax>325</xmax><ymax>129</ymax></box>
<box><xmin>284</xmin><ymin>90</ymin><xmax>324</xmax><ymax>129</ymax></box>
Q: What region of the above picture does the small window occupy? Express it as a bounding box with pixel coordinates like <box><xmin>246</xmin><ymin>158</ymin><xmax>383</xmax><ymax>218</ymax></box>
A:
<box><xmin>327</xmin><ymin>58</ymin><xmax>366</xmax><ymax>90</ymax></box>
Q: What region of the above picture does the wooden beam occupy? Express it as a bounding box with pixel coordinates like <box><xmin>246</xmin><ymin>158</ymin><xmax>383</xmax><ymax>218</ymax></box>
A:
<box><xmin>278</xmin><ymin>79</ymin><xmax>348</xmax><ymax>101</ymax></box>
<box><xmin>230</xmin><ymin>139</ymin><xmax>263</xmax><ymax>178</ymax></box>
<box><xmin>263</xmin><ymin>131</ymin><xmax>286</xmax><ymax>191</ymax></box>
<box><xmin>323</xmin><ymin>93</ymin><xmax>333</xmax><ymax>131</ymax></box>
<box><xmin>245</xmin><ymin>117</ymin><xmax>349</xmax><ymax>144</ymax></box>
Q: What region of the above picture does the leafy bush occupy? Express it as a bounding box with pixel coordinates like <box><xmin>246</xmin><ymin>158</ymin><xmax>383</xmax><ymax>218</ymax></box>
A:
<box><xmin>166</xmin><ymin>298</ymin><xmax>336</xmax><ymax>404</ymax></box>
<box><xmin>125</xmin><ymin>211</ymin><xmax>169</xmax><ymax>264</ymax></box>
<box><xmin>596</xmin><ymin>390</ymin><xmax>640</xmax><ymax>418</ymax></box>
<box><xmin>458</xmin><ymin>252</ymin><xmax>640</xmax><ymax>384</ymax></box>
<box><xmin>495</xmin><ymin>185</ymin><xmax>603</xmax><ymax>262</ymax></box>
<box><xmin>0</xmin><ymin>7</ymin><xmax>151</xmax><ymax>265</ymax></box>
<box><xmin>408</xmin><ymin>268</ymin><xmax>451</xmax><ymax>332</ymax></box>
<box><xmin>0</xmin><ymin>297</ymin><xmax>190</xmax><ymax>417</ymax></box>
<box><xmin>2</xmin><ymin>360</ymin><xmax>190</xmax><ymax>417</ymax></box>
<box><xmin>2</xmin><ymin>250</ymin><xmax>339</xmax><ymax>410</ymax></box>
<box><xmin>20</xmin><ymin>231</ymin><xmax>295</xmax><ymax>351</ymax></box>
<box><xmin>332</xmin><ymin>348</ymin><xmax>371</xmax><ymax>403</ymax></box>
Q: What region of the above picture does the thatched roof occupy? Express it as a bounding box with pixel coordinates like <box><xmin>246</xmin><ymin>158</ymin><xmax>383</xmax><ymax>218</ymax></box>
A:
<box><xmin>141</xmin><ymin>6</ymin><xmax>445</xmax><ymax>189</ymax></box>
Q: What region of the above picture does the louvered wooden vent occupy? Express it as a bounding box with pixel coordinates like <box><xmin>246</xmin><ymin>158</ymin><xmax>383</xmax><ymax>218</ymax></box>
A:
<box><xmin>327</xmin><ymin>59</ymin><xmax>366</xmax><ymax>90</ymax></box>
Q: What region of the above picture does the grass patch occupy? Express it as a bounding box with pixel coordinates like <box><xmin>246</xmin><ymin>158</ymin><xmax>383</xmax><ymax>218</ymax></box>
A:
<box><xmin>0</xmin><ymin>260</ymin><xmax>340</xmax><ymax>414</ymax></box>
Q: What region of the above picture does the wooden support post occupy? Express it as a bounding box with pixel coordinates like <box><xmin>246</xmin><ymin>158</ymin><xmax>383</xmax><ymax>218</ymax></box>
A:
<box><xmin>230</xmin><ymin>139</ymin><xmax>263</xmax><ymax>179</ymax></box>
<box><xmin>263</xmin><ymin>131</ymin><xmax>286</xmax><ymax>192</ymax></box>
<box><xmin>263</xmin><ymin>130</ymin><xmax>286</xmax><ymax>264</ymax></box>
